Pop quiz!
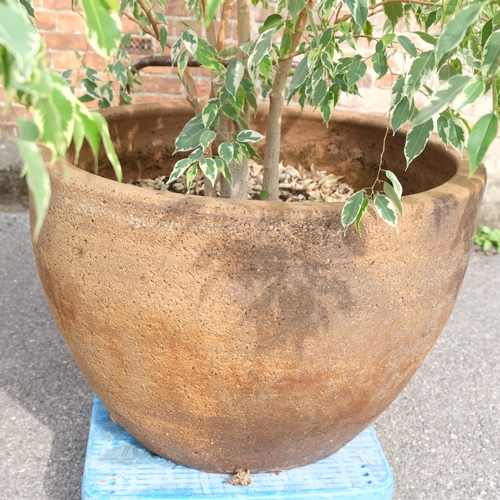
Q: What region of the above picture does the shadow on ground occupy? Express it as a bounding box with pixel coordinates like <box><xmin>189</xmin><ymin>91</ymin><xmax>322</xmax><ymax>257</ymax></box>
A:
<box><xmin>0</xmin><ymin>209</ymin><xmax>92</xmax><ymax>499</ymax></box>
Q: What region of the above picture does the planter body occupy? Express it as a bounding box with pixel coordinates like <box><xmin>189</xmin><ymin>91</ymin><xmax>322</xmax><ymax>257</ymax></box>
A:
<box><xmin>31</xmin><ymin>103</ymin><xmax>486</xmax><ymax>473</ymax></box>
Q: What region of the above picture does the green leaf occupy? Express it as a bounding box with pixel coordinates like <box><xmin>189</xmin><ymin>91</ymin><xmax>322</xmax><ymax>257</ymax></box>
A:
<box><xmin>112</xmin><ymin>60</ymin><xmax>128</xmax><ymax>88</ymax></box>
<box><xmin>374</xmin><ymin>194</ymin><xmax>397</xmax><ymax>227</ymax></box>
<box><xmin>221</xmin><ymin>103</ymin><xmax>239</xmax><ymax>122</ymax></box>
<box><xmin>414</xmin><ymin>31</ymin><xmax>436</xmax><ymax>46</ymax></box>
<box><xmin>320</xmin><ymin>88</ymin><xmax>336</xmax><ymax>123</ymax></box>
<box><xmin>200</xmin><ymin>130</ymin><xmax>216</xmax><ymax>149</ymax></box>
<box><xmin>467</xmin><ymin>113</ymin><xmax>498</xmax><ymax>176</ymax></box>
<box><xmin>17</xmin><ymin>118</ymin><xmax>39</xmax><ymax>142</ymax></box>
<box><xmin>204</xmin><ymin>0</ymin><xmax>224</xmax><ymax>26</ymax></box>
<box><xmin>259</xmin><ymin>55</ymin><xmax>273</xmax><ymax>81</ymax></box>
<box><xmin>321</xmin><ymin>52</ymin><xmax>336</xmax><ymax>78</ymax></box>
<box><xmin>189</xmin><ymin>147</ymin><xmax>205</xmax><ymax>162</ymax></box>
<box><xmin>397</xmin><ymin>35</ymin><xmax>418</xmax><ymax>57</ymax></box>
<box><xmin>177</xmin><ymin>50</ymin><xmax>189</xmax><ymax>79</ymax></box>
<box><xmin>85</xmin><ymin>66</ymin><xmax>101</xmax><ymax>82</ymax></box>
<box><xmin>185</xmin><ymin>164</ymin><xmax>198</xmax><ymax>192</ymax></box>
<box><xmin>405</xmin><ymin>119</ymin><xmax>434</xmax><ymax>167</ymax></box>
<box><xmin>482</xmin><ymin>30</ymin><xmax>500</xmax><ymax>77</ymax></box>
<box><xmin>372</xmin><ymin>52</ymin><xmax>388</xmax><ymax>79</ymax></box>
<box><xmin>383</xmin><ymin>182</ymin><xmax>403</xmax><ymax>216</ymax></box>
<box><xmin>288</xmin><ymin>0</ymin><xmax>307</xmax><ymax>18</ymax></box>
<box><xmin>312</xmin><ymin>79</ymin><xmax>328</xmax><ymax>108</ymax></box>
<box><xmin>92</xmin><ymin>113</ymin><xmax>122</xmax><ymax>182</ymax></box>
<box><xmin>75</xmin><ymin>102</ymin><xmax>100</xmax><ymax>165</ymax></box>
<box><xmin>218</xmin><ymin>142</ymin><xmax>234</xmax><ymax>163</ymax></box>
<box><xmin>448</xmin><ymin>118</ymin><xmax>466</xmax><ymax>153</ymax></box>
<box><xmin>413</xmin><ymin>75</ymin><xmax>472</xmax><ymax>126</ymax></box>
<box><xmin>17</xmin><ymin>140</ymin><xmax>50</xmax><ymax>240</ymax></box>
<box><xmin>81</xmin><ymin>78</ymin><xmax>101</xmax><ymax>99</ymax></box>
<box><xmin>168</xmin><ymin>158</ymin><xmax>194</xmax><ymax>183</ymax></box>
<box><xmin>481</xmin><ymin>19</ymin><xmax>493</xmax><ymax>47</ymax></box>
<box><xmin>320</xmin><ymin>27</ymin><xmax>334</xmax><ymax>49</ymax></box>
<box><xmin>392</xmin><ymin>77</ymin><xmax>405</xmax><ymax>107</ymax></box>
<box><xmin>280</xmin><ymin>31</ymin><xmax>292</xmax><ymax>58</ymax></box>
<box><xmin>213</xmin><ymin>157</ymin><xmax>232</xmax><ymax>185</ymax></box>
<box><xmin>437</xmin><ymin>114</ymin><xmax>450</xmax><ymax>147</ymax></box>
<box><xmin>81</xmin><ymin>0</ymin><xmax>121</xmax><ymax>59</ymax></box>
<box><xmin>346</xmin><ymin>58</ymin><xmax>367</xmax><ymax>88</ymax></box>
<box><xmin>248</xmin><ymin>28</ymin><xmax>275</xmax><ymax>69</ymax></box>
<box><xmin>259</xmin><ymin>13</ymin><xmax>285</xmax><ymax>33</ymax></box>
<box><xmin>341</xmin><ymin>190</ymin><xmax>365</xmax><ymax>235</ymax></box>
<box><xmin>173</xmin><ymin>113</ymin><xmax>206</xmax><ymax>154</ymax></box>
<box><xmin>344</xmin><ymin>0</ymin><xmax>368</xmax><ymax>28</ymax></box>
<box><xmin>435</xmin><ymin>2</ymin><xmax>485</xmax><ymax>61</ymax></box>
<box><xmin>0</xmin><ymin>0</ymin><xmax>40</xmax><ymax>71</ymax></box>
<box><xmin>225</xmin><ymin>59</ymin><xmax>245</xmax><ymax>100</ymax></box>
<box><xmin>237</xmin><ymin>130</ymin><xmax>265</xmax><ymax>143</ymax></box>
<box><xmin>219</xmin><ymin>46</ymin><xmax>238</xmax><ymax>59</ymax></box>
<box><xmin>20</xmin><ymin>0</ymin><xmax>36</xmax><ymax>18</ymax></box>
<box><xmin>159</xmin><ymin>26</ymin><xmax>168</xmax><ymax>52</ymax></box>
<box><xmin>384</xmin><ymin>1</ymin><xmax>403</xmax><ymax>28</ymax></box>
<box><xmin>171</xmin><ymin>38</ymin><xmax>182</xmax><ymax>65</ymax></box>
<box><xmin>196</xmin><ymin>39</ymin><xmax>225</xmax><ymax>74</ymax></box>
<box><xmin>181</xmin><ymin>28</ymin><xmax>198</xmax><ymax>56</ymax></box>
<box><xmin>406</xmin><ymin>50</ymin><xmax>435</xmax><ymax>98</ymax></box>
<box><xmin>355</xmin><ymin>198</ymin><xmax>369</xmax><ymax>235</ymax></box>
<box><xmin>456</xmin><ymin>80</ymin><xmax>486</xmax><ymax>111</ymax></box>
<box><xmin>288</xmin><ymin>57</ymin><xmax>310</xmax><ymax>99</ymax></box>
<box><xmin>385</xmin><ymin>170</ymin><xmax>403</xmax><ymax>198</ymax></box>
<box><xmin>444</xmin><ymin>0</ymin><xmax>460</xmax><ymax>17</ymax></box>
<box><xmin>202</xmin><ymin>99</ymin><xmax>219</xmax><ymax>129</ymax></box>
<box><xmin>199</xmin><ymin>158</ymin><xmax>218</xmax><ymax>186</ymax></box>
<box><xmin>438</xmin><ymin>64</ymin><xmax>459</xmax><ymax>81</ymax></box>
<box><xmin>33</xmin><ymin>98</ymin><xmax>64</xmax><ymax>160</ymax></box>
<box><xmin>391</xmin><ymin>96</ymin><xmax>413</xmax><ymax>134</ymax></box>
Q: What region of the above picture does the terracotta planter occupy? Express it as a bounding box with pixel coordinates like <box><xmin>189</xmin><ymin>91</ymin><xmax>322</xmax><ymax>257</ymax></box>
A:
<box><xmin>31</xmin><ymin>102</ymin><xmax>486</xmax><ymax>473</ymax></box>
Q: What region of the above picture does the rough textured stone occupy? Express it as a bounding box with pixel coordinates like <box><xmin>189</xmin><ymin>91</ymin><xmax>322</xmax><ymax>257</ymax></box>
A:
<box><xmin>30</xmin><ymin>103</ymin><xmax>486</xmax><ymax>473</ymax></box>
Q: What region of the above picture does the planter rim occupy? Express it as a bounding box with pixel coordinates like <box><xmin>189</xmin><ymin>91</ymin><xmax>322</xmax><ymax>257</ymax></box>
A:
<box><xmin>42</xmin><ymin>102</ymin><xmax>486</xmax><ymax>214</ymax></box>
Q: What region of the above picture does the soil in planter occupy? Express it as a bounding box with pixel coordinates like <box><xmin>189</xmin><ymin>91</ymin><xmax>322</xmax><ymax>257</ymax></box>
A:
<box><xmin>130</xmin><ymin>161</ymin><xmax>354</xmax><ymax>202</ymax></box>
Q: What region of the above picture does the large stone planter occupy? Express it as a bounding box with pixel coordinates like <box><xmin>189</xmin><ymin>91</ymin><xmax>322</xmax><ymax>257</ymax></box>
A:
<box><xmin>31</xmin><ymin>102</ymin><xmax>486</xmax><ymax>473</ymax></box>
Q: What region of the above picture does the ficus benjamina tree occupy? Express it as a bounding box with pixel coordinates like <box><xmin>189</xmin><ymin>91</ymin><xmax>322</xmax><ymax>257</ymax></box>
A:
<box><xmin>1</xmin><ymin>0</ymin><xmax>499</xmax><ymax>238</ymax></box>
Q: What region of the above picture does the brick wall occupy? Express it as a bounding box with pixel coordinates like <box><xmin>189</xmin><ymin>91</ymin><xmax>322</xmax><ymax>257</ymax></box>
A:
<box><xmin>1</xmin><ymin>0</ymin><xmax>499</xmax><ymax>181</ymax></box>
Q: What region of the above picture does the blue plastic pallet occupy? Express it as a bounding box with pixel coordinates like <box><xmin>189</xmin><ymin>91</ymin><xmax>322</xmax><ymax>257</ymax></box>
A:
<box><xmin>82</xmin><ymin>396</ymin><xmax>393</xmax><ymax>499</ymax></box>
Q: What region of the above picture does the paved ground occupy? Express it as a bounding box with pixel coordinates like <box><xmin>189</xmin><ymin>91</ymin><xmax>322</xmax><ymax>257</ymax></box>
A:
<box><xmin>0</xmin><ymin>206</ymin><xmax>499</xmax><ymax>500</ymax></box>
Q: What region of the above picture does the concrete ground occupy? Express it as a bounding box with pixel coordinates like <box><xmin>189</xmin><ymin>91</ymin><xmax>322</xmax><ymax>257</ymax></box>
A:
<box><xmin>0</xmin><ymin>206</ymin><xmax>499</xmax><ymax>500</ymax></box>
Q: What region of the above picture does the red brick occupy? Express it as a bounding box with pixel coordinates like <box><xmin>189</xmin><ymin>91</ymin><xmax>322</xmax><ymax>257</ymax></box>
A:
<box><xmin>42</xmin><ymin>0</ymin><xmax>72</xmax><ymax>9</ymax></box>
<box><xmin>35</xmin><ymin>10</ymin><xmax>56</xmax><ymax>30</ymax></box>
<box><xmin>166</xmin><ymin>0</ymin><xmax>188</xmax><ymax>17</ymax></box>
<box><xmin>194</xmin><ymin>79</ymin><xmax>210</xmax><ymax>97</ymax></box>
<box><xmin>138</xmin><ymin>74</ymin><xmax>184</xmax><ymax>94</ymax></box>
<box><xmin>121</xmin><ymin>15</ymin><xmax>140</xmax><ymax>34</ymax></box>
<box><xmin>375</xmin><ymin>72</ymin><xmax>395</xmax><ymax>89</ymax></box>
<box><xmin>57</xmin><ymin>11</ymin><xmax>87</xmax><ymax>32</ymax></box>
<box><xmin>52</xmin><ymin>50</ymin><xmax>107</xmax><ymax>71</ymax></box>
<box><xmin>46</xmin><ymin>32</ymin><xmax>88</xmax><ymax>51</ymax></box>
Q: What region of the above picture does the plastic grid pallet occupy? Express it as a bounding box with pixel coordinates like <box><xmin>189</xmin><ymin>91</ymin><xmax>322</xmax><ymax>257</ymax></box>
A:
<box><xmin>82</xmin><ymin>396</ymin><xmax>393</xmax><ymax>499</ymax></box>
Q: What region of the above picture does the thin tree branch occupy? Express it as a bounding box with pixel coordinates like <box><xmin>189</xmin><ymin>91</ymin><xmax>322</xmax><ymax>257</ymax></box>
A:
<box><xmin>262</xmin><ymin>0</ymin><xmax>314</xmax><ymax>200</ymax></box>
<box><xmin>122</xmin><ymin>11</ymin><xmax>157</xmax><ymax>38</ymax></box>
<box><xmin>137</xmin><ymin>0</ymin><xmax>160</xmax><ymax>39</ymax></box>
<box><xmin>217</xmin><ymin>0</ymin><xmax>234</xmax><ymax>52</ymax></box>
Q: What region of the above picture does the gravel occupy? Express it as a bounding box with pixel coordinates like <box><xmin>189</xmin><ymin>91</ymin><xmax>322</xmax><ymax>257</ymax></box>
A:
<box><xmin>131</xmin><ymin>161</ymin><xmax>355</xmax><ymax>202</ymax></box>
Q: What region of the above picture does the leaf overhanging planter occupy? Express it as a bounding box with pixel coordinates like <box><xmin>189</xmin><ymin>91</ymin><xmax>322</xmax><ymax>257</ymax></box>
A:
<box><xmin>30</xmin><ymin>102</ymin><xmax>486</xmax><ymax>473</ymax></box>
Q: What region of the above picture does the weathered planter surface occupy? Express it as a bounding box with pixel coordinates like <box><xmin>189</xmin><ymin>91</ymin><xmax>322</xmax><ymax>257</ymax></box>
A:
<box><xmin>31</xmin><ymin>102</ymin><xmax>486</xmax><ymax>473</ymax></box>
